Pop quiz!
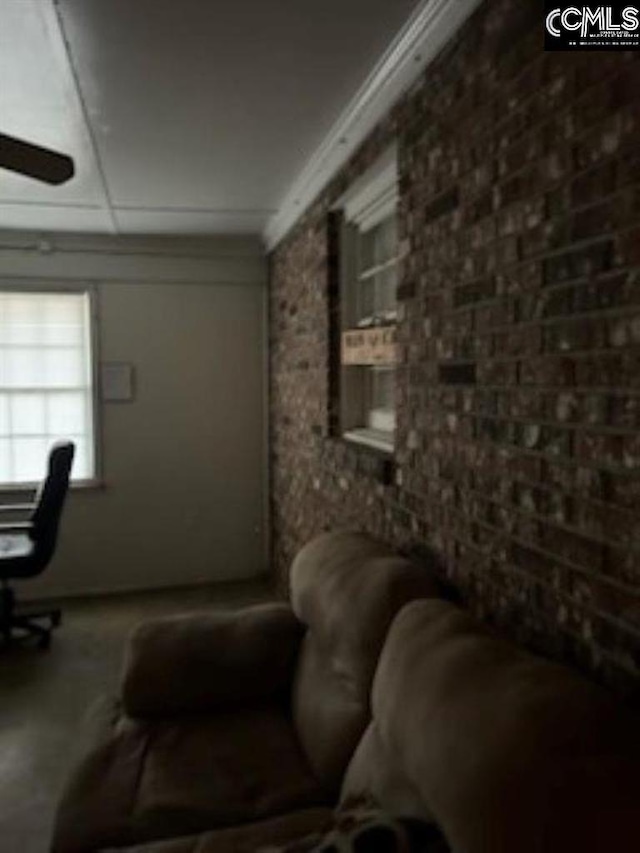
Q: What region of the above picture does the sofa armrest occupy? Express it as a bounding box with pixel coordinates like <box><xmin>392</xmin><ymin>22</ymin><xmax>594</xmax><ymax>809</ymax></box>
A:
<box><xmin>121</xmin><ymin>602</ymin><xmax>304</xmax><ymax>718</ymax></box>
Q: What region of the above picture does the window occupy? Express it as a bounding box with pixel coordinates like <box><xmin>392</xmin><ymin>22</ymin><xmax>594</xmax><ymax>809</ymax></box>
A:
<box><xmin>0</xmin><ymin>290</ymin><xmax>96</xmax><ymax>486</ymax></box>
<box><xmin>336</xmin><ymin>145</ymin><xmax>398</xmax><ymax>453</ymax></box>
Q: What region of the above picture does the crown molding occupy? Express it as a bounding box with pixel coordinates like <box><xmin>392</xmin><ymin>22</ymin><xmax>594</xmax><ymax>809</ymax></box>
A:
<box><xmin>263</xmin><ymin>0</ymin><xmax>483</xmax><ymax>251</ymax></box>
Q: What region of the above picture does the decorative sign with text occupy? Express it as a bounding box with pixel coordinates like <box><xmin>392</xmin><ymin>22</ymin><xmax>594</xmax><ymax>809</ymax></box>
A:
<box><xmin>545</xmin><ymin>3</ymin><xmax>640</xmax><ymax>49</ymax></box>
<box><xmin>341</xmin><ymin>325</ymin><xmax>397</xmax><ymax>366</ymax></box>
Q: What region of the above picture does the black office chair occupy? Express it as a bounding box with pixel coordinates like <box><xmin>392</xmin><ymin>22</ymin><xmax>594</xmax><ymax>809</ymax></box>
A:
<box><xmin>0</xmin><ymin>441</ymin><xmax>75</xmax><ymax>649</ymax></box>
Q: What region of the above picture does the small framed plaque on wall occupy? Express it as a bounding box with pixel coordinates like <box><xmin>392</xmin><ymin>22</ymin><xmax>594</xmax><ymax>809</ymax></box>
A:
<box><xmin>100</xmin><ymin>362</ymin><xmax>135</xmax><ymax>402</ymax></box>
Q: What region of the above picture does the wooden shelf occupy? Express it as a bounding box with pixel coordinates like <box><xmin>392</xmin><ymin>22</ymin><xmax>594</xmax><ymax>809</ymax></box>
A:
<box><xmin>341</xmin><ymin>324</ymin><xmax>397</xmax><ymax>366</ymax></box>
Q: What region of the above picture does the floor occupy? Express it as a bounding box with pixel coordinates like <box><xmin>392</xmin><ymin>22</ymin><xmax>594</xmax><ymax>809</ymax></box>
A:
<box><xmin>0</xmin><ymin>580</ymin><xmax>272</xmax><ymax>853</ymax></box>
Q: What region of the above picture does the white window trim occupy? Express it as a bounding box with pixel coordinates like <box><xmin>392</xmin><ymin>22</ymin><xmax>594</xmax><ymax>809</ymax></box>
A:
<box><xmin>338</xmin><ymin>143</ymin><xmax>399</xmax><ymax>232</ymax></box>
<box><xmin>0</xmin><ymin>280</ymin><xmax>102</xmax><ymax>491</ymax></box>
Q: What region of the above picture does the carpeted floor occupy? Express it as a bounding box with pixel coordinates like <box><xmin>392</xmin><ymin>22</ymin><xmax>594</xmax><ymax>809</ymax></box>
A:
<box><xmin>0</xmin><ymin>580</ymin><xmax>272</xmax><ymax>853</ymax></box>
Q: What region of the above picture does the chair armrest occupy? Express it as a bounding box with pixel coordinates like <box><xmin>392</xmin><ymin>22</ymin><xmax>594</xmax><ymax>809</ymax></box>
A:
<box><xmin>121</xmin><ymin>602</ymin><xmax>304</xmax><ymax>718</ymax></box>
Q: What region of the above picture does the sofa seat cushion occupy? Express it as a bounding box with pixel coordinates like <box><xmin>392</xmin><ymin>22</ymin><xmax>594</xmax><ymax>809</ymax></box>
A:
<box><xmin>136</xmin><ymin>705</ymin><xmax>325</xmax><ymax>828</ymax></box>
<box><xmin>54</xmin><ymin>706</ymin><xmax>327</xmax><ymax>853</ymax></box>
<box><xmin>97</xmin><ymin>808</ymin><xmax>333</xmax><ymax>853</ymax></box>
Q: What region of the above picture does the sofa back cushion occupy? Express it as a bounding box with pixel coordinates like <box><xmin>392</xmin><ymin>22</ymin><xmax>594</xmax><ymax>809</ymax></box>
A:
<box><xmin>367</xmin><ymin>599</ymin><xmax>640</xmax><ymax>853</ymax></box>
<box><xmin>289</xmin><ymin>531</ymin><xmax>440</xmax><ymax>793</ymax></box>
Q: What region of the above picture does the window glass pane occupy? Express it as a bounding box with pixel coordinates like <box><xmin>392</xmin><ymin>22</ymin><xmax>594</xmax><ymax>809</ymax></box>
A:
<box><xmin>377</xmin><ymin>217</ymin><xmax>397</xmax><ymax>264</ymax></box>
<box><xmin>0</xmin><ymin>318</ymin><xmax>42</xmax><ymax>346</ymax></box>
<box><xmin>42</xmin><ymin>295</ymin><xmax>84</xmax><ymax>325</ymax></box>
<box><xmin>0</xmin><ymin>438</ymin><xmax>9</xmax><ymax>480</ymax></box>
<box><xmin>368</xmin><ymin>409</ymin><xmax>395</xmax><ymax>433</ymax></box>
<box><xmin>357</xmin><ymin>268</ymin><xmax>397</xmax><ymax>324</ymax></box>
<box><xmin>5</xmin><ymin>348</ymin><xmax>45</xmax><ymax>388</ymax></box>
<box><xmin>48</xmin><ymin>391</ymin><xmax>86</xmax><ymax>435</ymax></box>
<box><xmin>0</xmin><ymin>395</ymin><xmax>8</xmax><ymax>436</ymax></box>
<box><xmin>373</xmin><ymin>267</ymin><xmax>397</xmax><ymax>317</ymax></box>
<box><xmin>365</xmin><ymin>368</ymin><xmax>395</xmax><ymax>434</ymax></box>
<box><xmin>71</xmin><ymin>437</ymin><xmax>90</xmax><ymax>480</ymax></box>
<box><xmin>357</xmin><ymin>216</ymin><xmax>397</xmax><ymax>275</ymax></box>
<box><xmin>354</xmin><ymin>212</ymin><xmax>398</xmax><ymax>325</ymax></box>
<box><xmin>0</xmin><ymin>295</ymin><xmax>41</xmax><ymax>345</ymax></box>
<box><xmin>13</xmin><ymin>437</ymin><xmax>49</xmax><ymax>483</ymax></box>
<box><xmin>43</xmin><ymin>294</ymin><xmax>85</xmax><ymax>344</ymax></box>
<box><xmin>344</xmin><ymin>212</ymin><xmax>397</xmax><ymax>441</ymax></box>
<box><xmin>11</xmin><ymin>394</ymin><xmax>45</xmax><ymax>436</ymax></box>
<box><xmin>0</xmin><ymin>293</ymin><xmax>85</xmax><ymax>346</ymax></box>
<box><xmin>45</xmin><ymin>348</ymin><xmax>85</xmax><ymax>387</ymax></box>
<box><xmin>358</xmin><ymin>227</ymin><xmax>377</xmax><ymax>274</ymax></box>
<box><xmin>0</xmin><ymin>291</ymin><xmax>95</xmax><ymax>484</ymax></box>
<box><xmin>358</xmin><ymin>282</ymin><xmax>375</xmax><ymax>323</ymax></box>
<box><xmin>369</xmin><ymin>368</ymin><xmax>394</xmax><ymax>410</ymax></box>
<box><xmin>43</xmin><ymin>321</ymin><xmax>84</xmax><ymax>346</ymax></box>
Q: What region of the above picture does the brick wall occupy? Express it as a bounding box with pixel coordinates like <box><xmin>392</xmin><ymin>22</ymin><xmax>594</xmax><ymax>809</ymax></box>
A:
<box><xmin>269</xmin><ymin>0</ymin><xmax>640</xmax><ymax>692</ymax></box>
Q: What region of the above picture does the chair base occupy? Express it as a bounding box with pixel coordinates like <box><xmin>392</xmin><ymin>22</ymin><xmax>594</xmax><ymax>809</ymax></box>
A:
<box><xmin>1</xmin><ymin>583</ymin><xmax>61</xmax><ymax>650</ymax></box>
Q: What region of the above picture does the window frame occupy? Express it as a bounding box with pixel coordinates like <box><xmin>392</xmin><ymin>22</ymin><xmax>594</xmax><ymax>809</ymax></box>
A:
<box><xmin>335</xmin><ymin>144</ymin><xmax>399</xmax><ymax>455</ymax></box>
<box><xmin>0</xmin><ymin>280</ymin><xmax>102</xmax><ymax>491</ymax></box>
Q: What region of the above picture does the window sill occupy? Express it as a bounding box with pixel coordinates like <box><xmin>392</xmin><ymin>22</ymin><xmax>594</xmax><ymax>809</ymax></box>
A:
<box><xmin>0</xmin><ymin>478</ymin><xmax>105</xmax><ymax>496</ymax></box>
<box><xmin>344</xmin><ymin>428</ymin><xmax>394</xmax><ymax>455</ymax></box>
<box><xmin>322</xmin><ymin>433</ymin><xmax>395</xmax><ymax>486</ymax></box>
<box><xmin>72</xmin><ymin>478</ymin><xmax>105</xmax><ymax>491</ymax></box>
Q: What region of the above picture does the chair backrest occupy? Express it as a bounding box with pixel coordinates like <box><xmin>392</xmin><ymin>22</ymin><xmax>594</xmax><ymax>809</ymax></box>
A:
<box><xmin>30</xmin><ymin>441</ymin><xmax>75</xmax><ymax>565</ymax></box>
<box><xmin>288</xmin><ymin>530</ymin><xmax>441</xmax><ymax>795</ymax></box>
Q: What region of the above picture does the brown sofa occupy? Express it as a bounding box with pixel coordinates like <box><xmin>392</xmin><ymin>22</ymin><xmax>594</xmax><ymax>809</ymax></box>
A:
<box><xmin>53</xmin><ymin>531</ymin><xmax>640</xmax><ymax>853</ymax></box>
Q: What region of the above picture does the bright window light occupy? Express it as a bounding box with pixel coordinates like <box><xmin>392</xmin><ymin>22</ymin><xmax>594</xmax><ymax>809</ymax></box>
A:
<box><xmin>0</xmin><ymin>291</ymin><xmax>95</xmax><ymax>485</ymax></box>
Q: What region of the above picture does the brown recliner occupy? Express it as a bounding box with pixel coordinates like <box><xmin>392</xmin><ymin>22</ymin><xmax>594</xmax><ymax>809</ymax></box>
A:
<box><xmin>52</xmin><ymin>531</ymin><xmax>440</xmax><ymax>853</ymax></box>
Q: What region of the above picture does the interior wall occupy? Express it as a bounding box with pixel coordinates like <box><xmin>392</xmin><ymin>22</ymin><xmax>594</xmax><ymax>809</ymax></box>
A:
<box><xmin>0</xmin><ymin>232</ymin><xmax>267</xmax><ymax>598</ymax></box>
<box><xmin>269</xmin><ymin>0</ymin><xmax>640</xmax><ymax>692</ymax></box>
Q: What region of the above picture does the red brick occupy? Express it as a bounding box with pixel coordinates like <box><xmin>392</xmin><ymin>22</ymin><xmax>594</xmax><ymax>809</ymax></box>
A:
<box><xmin>269</xmin><ymin>0</ymin><xmax>640</xmax><ymax>691</ymax></box>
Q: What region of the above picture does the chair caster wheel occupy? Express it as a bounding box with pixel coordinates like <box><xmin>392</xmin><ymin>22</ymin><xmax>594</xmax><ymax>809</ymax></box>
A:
<box><xmin>38</xmin><ymin>634</ymin><xmax>51</xmax><ymax>650</ymax></box>
<box><xmin>51</xmin><ymin>612</ymin><xmax>62</xmax><ymax>628</ymax></box>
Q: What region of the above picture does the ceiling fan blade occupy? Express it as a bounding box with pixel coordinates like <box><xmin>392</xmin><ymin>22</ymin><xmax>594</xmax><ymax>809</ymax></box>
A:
<box><xmin>0</xmin><ymin>133</ymin><xmax>75</xmax><ymax>185</ymax></box>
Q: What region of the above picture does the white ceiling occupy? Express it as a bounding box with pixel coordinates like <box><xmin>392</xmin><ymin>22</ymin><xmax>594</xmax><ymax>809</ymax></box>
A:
<box><xmin>0</xmin><ymin>0</ymin><xmax>421</xmax><ymax>237</ymax></box>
